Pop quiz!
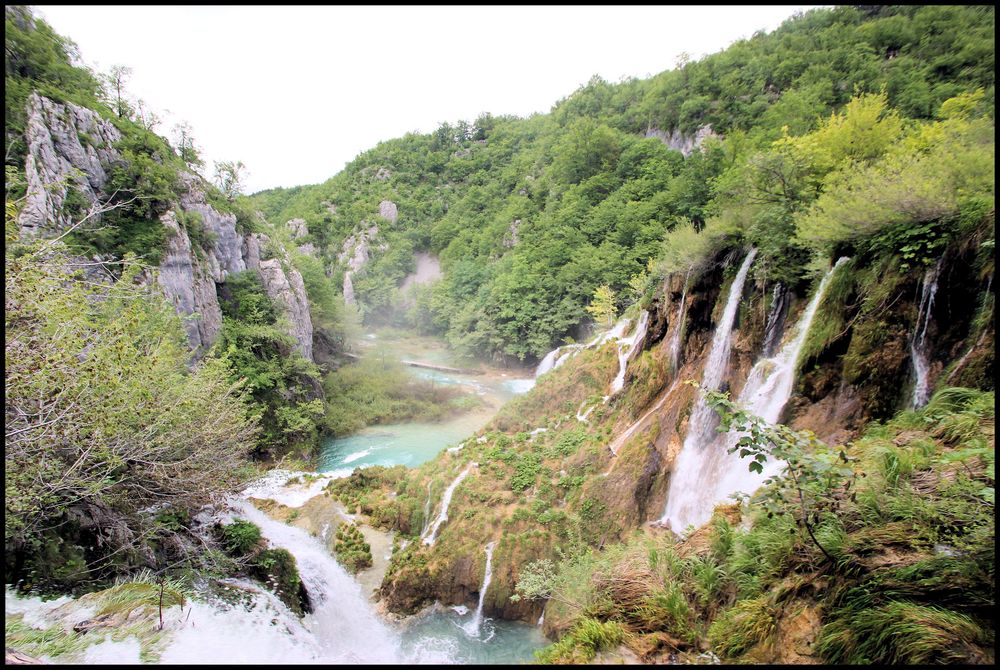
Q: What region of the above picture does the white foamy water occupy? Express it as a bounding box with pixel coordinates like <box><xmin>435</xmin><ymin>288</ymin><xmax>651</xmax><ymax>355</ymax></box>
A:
<box><xmin>343</xmin><ymin>448</ymin><xmax>375</xmax><ymax>464</ymax></box>
<box><xmin>662</xmin><ymin>257</ymin><xmax>848</xmax><ymax>532</ymax></box>
<box><xmin>462</xmin><ymin>541</ymin><xmax>496</xmax><ymax>638</ymax></box>
<box><xmin>241</xmin><ymin>469</ymin><xmax>346</xmax><ymax>508</ymax></box>
<box><xmin>659</xmin><ymin>249</ymin><xmax>757</xmax><ymax>531</ymax></box>
<box><xmin>422</xmin><ymin>463</ymin><xmax>476</xmax><ymax>546</ymax></box>
<box><xmin>910</xmin><ymin>258</ymin><xmax>943</xmax><ymax>409</ymax></box>
<box><xmin>611</xmin><ymin>310</ymin><xmax>650</xmax><ymax>395</ymax></box>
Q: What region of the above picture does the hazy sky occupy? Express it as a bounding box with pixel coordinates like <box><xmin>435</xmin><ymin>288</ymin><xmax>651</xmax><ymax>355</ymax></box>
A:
<box><xmin>38</xmin><ymin>5</ymin><xmax>820</xmax><ymax>194</ymax></box>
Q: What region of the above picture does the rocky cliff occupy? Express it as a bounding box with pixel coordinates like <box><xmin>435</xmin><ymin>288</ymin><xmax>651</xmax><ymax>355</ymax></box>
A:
<box><xmin>17</xmin><ymin>93</ymin><xmax>316</xmax><ymax>362</ymax></box>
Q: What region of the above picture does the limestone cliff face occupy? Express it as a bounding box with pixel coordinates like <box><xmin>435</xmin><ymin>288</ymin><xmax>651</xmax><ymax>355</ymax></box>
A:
<box><xmin>18</xmin><ymin>93</ymin><xmax>122</xmax><ymax>237</ymax></box>
<box><xmin>18</xmin><ymin>93</ymin><xmax>316</xmax><ymax>363</ymax></box>
<box><xmin>258</xmin><ymin>257</ymin><xmax>314</xmax><ymax>360</ymax></box>
<box><xmin>644</xmin><ymin>124</ymin><xmax>720</xmax><ymax>156</ymax></box>
<box><xmin>337</xmin><ymin>221</ymin><xmax>383</xmax><ymax>305</ymax></box>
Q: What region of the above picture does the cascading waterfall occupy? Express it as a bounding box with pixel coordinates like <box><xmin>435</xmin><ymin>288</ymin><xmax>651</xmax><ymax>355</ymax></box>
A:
<box><xmin>535</xmin><ymin>348</ymin><xmax>561</xmax><ymax>377</ymax></box>
<box><xmin>611</xmin><ymin>310</ymin><xmax>650</xmax><ymax>395</ymax></box>
<box><xmin>660</xmin><ymin>257</ymin><xmax>849</xmax><ymax>532</ymax></box>
<box><xmin>422</xmin><ymin>463</ymin><xmax>475</xmax><ymax>546</ymax></box>
<box><xmin>668</xmin><ymin>271</ymin><xmax>691</xmax><ymax>373</ymax></box>
<box><xmin>462</xmin><ymin>541</ymin><xmax>497</xmax><ymax>638</ymax></box>
<box><xmin>761</xmin><ymin>283</ymin><xmax>788</xmax><ymax>357</ymax></box>
<box><xmin>657</xmin><ymin>248</ymin><xmax>757</xmax><ymax>531</ymax></box>
<box><xmin>909</xmin><ymin>258</ymin><xmax>943</xmax><ymax>409</ymax></box>
<box><xmin>164</xmin><ymin>499</ymin><xmax>421</xmax><ymax>663</ymax></box>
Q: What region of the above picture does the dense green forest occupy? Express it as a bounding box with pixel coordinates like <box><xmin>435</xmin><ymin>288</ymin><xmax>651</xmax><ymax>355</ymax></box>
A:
<box><xmin>252</xmin><ymin>4</ymin><xmax>994</xmax><ymax>362</ymax></box>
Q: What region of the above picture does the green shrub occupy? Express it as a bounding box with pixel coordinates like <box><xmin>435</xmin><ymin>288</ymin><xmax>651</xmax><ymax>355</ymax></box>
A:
<box><xmin>220</xmin><ymin>519</ymin><xmax>262</xmax><ymax>556</ymax></box>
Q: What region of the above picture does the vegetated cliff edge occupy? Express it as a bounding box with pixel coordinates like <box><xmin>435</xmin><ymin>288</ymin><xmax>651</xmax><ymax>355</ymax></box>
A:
<box><xmin>18</xmin><ymin>91</ymin><xmax>314</xmax><ymax>362</ymax></box>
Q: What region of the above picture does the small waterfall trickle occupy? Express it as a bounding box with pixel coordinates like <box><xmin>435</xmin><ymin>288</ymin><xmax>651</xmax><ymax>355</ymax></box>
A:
<box><xmin>610</xmin><ymin>310</ymin><xmax>650</xmax><ymax>395</ymax></box>
<box><xmin>535</xmin><ymin>348</ymin><xmax>561</xmax><ymax>377</ymax></box>
<box><xmin>668</xmin><ymin>271</ymin><xmax>691</xmax><ymax>373</ymax></box>
<box><xmin>761</xmin><ymin>283</ymin><xmax>788</xmax><ymax>357</ymax></box>
<box><xmin>463</xmin><ymin>541</ymin><xmax>497</xmax><ymax>638</ymax></box>
<box><xmin>909</xmin><ymin>258</ymin><xmax>943</xmax><ymax>409</ymax></box>
<box><xmin>422</xmin><ymin>463</ymin><xmax>475</xmax><ymax>546</ymax></box>
<box><xmin>660</xmin><ymin>257</ymin><xmax>849</xmax><ymax>532</ymax></box>
<box><xmin>676</xmin><ymin>249</ymin><xmax>758</xmax><ymax>454</ymax></box>
<box><xmin>658</xmin><ymin>248</ymin><xmax>757</xmax><ymax>531</ymax></box>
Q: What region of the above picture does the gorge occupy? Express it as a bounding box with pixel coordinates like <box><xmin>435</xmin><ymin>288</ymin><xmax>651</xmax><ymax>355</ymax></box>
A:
<box><xmin>5</xmin><ymin>4</ymin><xmax>995</xmax><ymax>666</ymax></box>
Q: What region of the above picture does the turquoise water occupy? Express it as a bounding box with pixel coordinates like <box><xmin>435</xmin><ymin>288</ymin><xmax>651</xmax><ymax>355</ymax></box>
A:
<box><xmin>400</xmin><ymin>606</ymin><xmax>546</xmax><ymax>664</ymax></box>
<box><xmin>318</xmin><ymin>333</ymin><xmax>545</xmax><ymax>663</ymax></box>
<box><xmin>319</xmin><ymin>418</ymin><xmax>488</xmax><ymax>472</ymax></box>
<box><xmin>320</xmin><ymin>345</ymin><xmax>534</xmax><ymax>473</ymax></box>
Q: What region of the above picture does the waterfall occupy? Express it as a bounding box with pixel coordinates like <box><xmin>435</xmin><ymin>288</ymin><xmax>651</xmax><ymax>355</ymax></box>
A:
<box><xmin>422</xmin><ymin>463</ymin><xmax>475</xmax><ymax>546</ymax></box>
<box><xmin>677</xmin><ymin>249</ymin><xmax>758</xmax><ymax>454</ymax></box>
<box><xmin>660</xmin><ymin>257</ymin><xmax>848</xmax><ymax>533</ymax></box>
<box><xmin>761</xmin><ymin>283</ymin><xmax>788</xmax><ymax>357</ymax></box>
<box><xmin>657</xmin><ymin>248</ymin><xmax>757</xmax><ymax>531</ymax></box>
<box><xmin>668</xmin><ymin>271</ymin><xmax>691</xmax><ymax>373</ymax></box>
<box><xmin>611</xmin><ymin>310</ymin><xmax>650</xmax><ymax>395</ymax></box>
<box><xmin>909</xmin><ymin>258</ymin><xmax>943</xmax><ymax>409</ymax></box>
<box><xmin>535</xmin><ymin>348</ymin><xmax>561</xmax><ymax>377</ymax></box>
<box><xmin>170</xmin><ymin>499</ymin><xmax>413</xmax><ymax>663</ymax></box>
<box><xmin>462</xmin><ymin>541</ymin><xmax>497</xmax><ymax>638</ymax></box>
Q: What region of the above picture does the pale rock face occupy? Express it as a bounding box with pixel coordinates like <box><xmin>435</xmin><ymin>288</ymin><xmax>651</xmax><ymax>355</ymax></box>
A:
<box><xmin>644</xmin><ymin>124</ymin><xmax>720</xmax><ymax>157</ymax></box>
<box><xmin>287</xmin><ymin>218</ymin><xmax>309</xmax><ymax>239</ymax></box>
<box><xmin>19</xmin><ymin>94</ymin><xmax>317</xmax><ymax>364</ymax></box>
<box><xmin>337</xmin><ymin>222</ymin><xmax>383</xmax><ymax>305</ymax></box>
<box><xmin>18</xmin><ymin>93</ymin><xmax>122</xmax><ymax>237</ymax></box>
<box><xmin>504</xmin><ymin>219</ymin><xmax>521</xmax><ymax>249</ymax></box>
<box><xmin>156</xmin><ymin>211</ymin><xmax>222</xmax><ymax>353</ymax></box>
<box><xmin>257</xmin><ymin>258</ymin><xmax>314</xmax><ymax>360</ymax></box>
<box><xmin>378</xmin><ymin>200</ymin><xmax>398</xmax><ymax>224</ymax></box>
<box><xmin>297</xmin><ymin>243</ymin><xmax>317</xmax><ymax>256</ymax></box>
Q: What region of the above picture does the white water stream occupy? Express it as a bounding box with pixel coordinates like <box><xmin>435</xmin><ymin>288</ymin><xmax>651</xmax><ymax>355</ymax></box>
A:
<box><xmin>462</xmin><ymin>541</ymin><xmax>496</xmax><ymax>638</ymax></box>
<box><xmin>422</xmin><ymin>463</ymin><xmax>475</xmax><ymax>546</ymax></box>
<box><xmin>670</xmin><ymin>249</ymin><xmax>758</xmax><ymax>467</ymax></box>
<box><xmin>661</xmin><ymin>257</ymin><xmax>849</xmax><ymax>532</ymax></box>
<box><xmin>909</xmin><ymin>258</ymin><xmax>943</xmax><ymax>409</ymax></box>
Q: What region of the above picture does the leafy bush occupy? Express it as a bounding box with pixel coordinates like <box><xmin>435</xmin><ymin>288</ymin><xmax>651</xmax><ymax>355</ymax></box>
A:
<box><xmin>219</xmin><ymin>519</ymin><xmax>261</xmax><ymax>556</ymax></box>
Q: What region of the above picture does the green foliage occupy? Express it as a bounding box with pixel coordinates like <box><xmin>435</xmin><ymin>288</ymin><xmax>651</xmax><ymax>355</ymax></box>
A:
<box><xmin>5</xmin><ymin>242</ymin><xmax>258</xmax><ymax>582</ymax></box>
<box><xmin>322</xmin><ymin>354</ymin><xmax>471</xmax><ymax>436</ymax></box>
<box><xmin>535</xmin><ymin>617</ymin><xmax>626</xmax><ymax>664</ymax></box>
<box><xmin>816</xmin><ymin>601</ymin><xmax>991</xmax><ymax>664</ymax></box>
<box><xmin>708</xmin><ymin>597</ymin><xmax>777</xmax><ymax>658</ymax></box>
<box><xmin>252</xmin><ymin>548</ymin><xmax>307</xmax><ymax>616</ymax></box>
<box><xmin>219</xmin><ymin>519</ymin><xmax>262</xmax><ymax>556</ymax></box>
<box><xmin>334</xmin><ymin>523</ymin><xmax>373</xmax><ymax>573</ymax></box>
<box><xmin>214</xmin><ymin>271</ymin><xmax>322</xmax><ymax>457</ymax></box>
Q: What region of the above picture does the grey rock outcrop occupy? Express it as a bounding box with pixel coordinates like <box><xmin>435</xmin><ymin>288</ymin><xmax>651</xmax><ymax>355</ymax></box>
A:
<box><xmin>287</xmin><ymin>217</ymin><xmax>309</xmax><ymax>239</ymax></box>
<box><xmin>378</xmin><ymin>200</ymin><xmax>398</xmax><ymax>224</ymax></box>
<box><xmin>18</xmin><ymin>94</ymin><xmax>318</xmax><ymax>364</ymax></box>
<box><xmin>18</xmin><ymin>93</ymin><xmax>122</xmax><ymax>237</ymax></box>
<box><xmin>258</xmin><ymin>258</ymin><xmax>314</xmax><ymax>360</ymax></box>
<box><xmin>157</xmin><ymin>211</ymin><xmax>223</xmax><ymax>354</ymax></box>
<box><xmin>645</xmin><ymin>124</ymin><xmax>720</xmax><ymax>157</ymax></box>
<box><xmin>337</xmin><ymin>222</ymin><xmax>383</xmax><ymax>305</ymax></box>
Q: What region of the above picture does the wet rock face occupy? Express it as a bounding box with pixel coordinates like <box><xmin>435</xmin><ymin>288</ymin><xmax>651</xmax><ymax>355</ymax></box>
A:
<box><xmin>18</xmin><ymin>93</ymin><xmax>122</xmax><ymax>237</ymax></box>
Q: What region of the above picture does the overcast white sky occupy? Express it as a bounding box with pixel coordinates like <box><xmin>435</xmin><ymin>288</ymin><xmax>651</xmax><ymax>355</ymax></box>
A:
<box><xmin>37</xmin><ymin>5</ymin><xmax>820</xmax><ymax>194</ymax></box>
